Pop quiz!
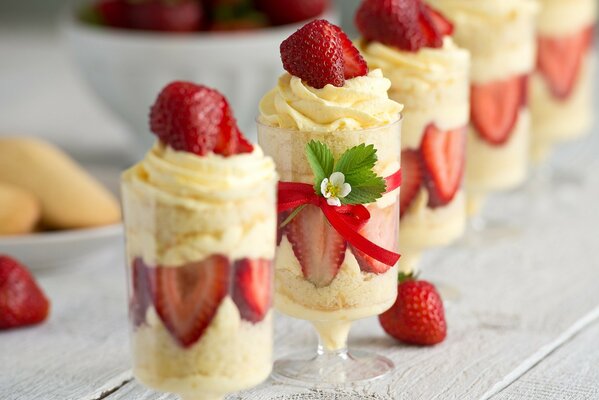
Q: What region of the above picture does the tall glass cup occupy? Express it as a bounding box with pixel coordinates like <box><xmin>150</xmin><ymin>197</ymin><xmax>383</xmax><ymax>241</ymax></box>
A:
<box><xmin>121</xmin><ymin>145</ymin><xmax>277</xmax><ymax>400</ymax></box>
<box><xmin>258</xmin><ymin>118</ymin><xmax>401</xmax><ymax>386</ymax></box>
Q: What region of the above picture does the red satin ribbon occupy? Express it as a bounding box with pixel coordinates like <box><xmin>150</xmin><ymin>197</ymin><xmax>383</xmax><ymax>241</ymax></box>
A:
<box><xmin>278</xmin><ymin>169</ymin><xmax>402</xmax><ymax>266</ymax></box>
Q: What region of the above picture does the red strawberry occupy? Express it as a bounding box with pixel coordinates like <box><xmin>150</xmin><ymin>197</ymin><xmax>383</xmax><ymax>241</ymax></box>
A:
<box><xmin>127</xmin><ymin>0</ymin><xmax>204</xmax><ymax>32</ymax></box>
<box><xmin>150</xmin><ymin>81</ymin><xmax>253</xmax><ymax>156</ymax></box>
<box><xmin>96</xmin><ymin>0</ymin><xmax>129</xmax><ymax>28</ymax></box>
<box><xmin>399</xmin><ymin>149</ymin><xmax>424</xmax><ymax>218</ymax></box>
<box><xmin>421</xmin><ymin>124</ymin><xmax>466</xmax><ymax>208</ymax></box>
<box><xmin>276</xmin><ymin>211</ymin><xmax>289</xmax><ymax>246</ymax></box>
<box><xmin>0</xmin><ymin>255</ymin><xmax>50</xmax><ymax>330</ymax></box>
<box><xmin>280</xmin><ymin>19</ymin><xmax>367</xmax><ymax>89</ymax></box>
<box><xmin>152</xmin><ymin>255</ymin><xmax>230</xmax><ymax>347</ymax></box>
<box><xmin>422</xmin><ymin>3</ymin><xmax>453</xmax><ymax>36</ymax></box>
<box><xmin>286</xmin><ymin>204</ymin><xmax>346</xmax><ymax>287</ymax></box>
<box><xmin>232</xmin><ymin>259</ymin><xmax>272</xmax><ymax>323</ymax></box>
<box><xmin>256</xmin><ymin>0</ymin><xmax>329</xmax><ymax>26</ymax></box>
<box><xmin>537</xmin><ymin>26</ymin><xmax>594</xmax><ymax>100</ymax></box>
<box><xmin>470</xmin><ymin>75</ymin><xmax>528</xmax><ymax>146</ymax></box>
<box><xmin>331</xmin><ymin>24</ymin><xmax>369</xmax><ymax>79</ymax></box>
<box><xmin>350</xmin><ymin>204</ymin><xmax>399</xmax><ymax>274</ymax></box>
<box><xmin>130</xmin><ymin>258</ymin><xmax>154</xmax><ymax>327</ymax></box>
<box><xmin>355</xmin><ymin>0</ymin><xmax>443</xmax><ymax>52</ymax></box>
<box><xmin>379</xmin><ymin>278</ymin><xmax>446</xmax><ymax>345</ymax></box>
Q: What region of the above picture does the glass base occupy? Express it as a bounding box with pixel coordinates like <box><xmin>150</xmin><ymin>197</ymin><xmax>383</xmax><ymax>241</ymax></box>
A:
<box><xmin>458</xmin><ymin>215</ymin><xmax>521</xmax><ymax>247</ymax></box>
<box><xmin>272</xmin><ymin>347</ymin><xmax>394</xmax><ymax>388</ymax></box>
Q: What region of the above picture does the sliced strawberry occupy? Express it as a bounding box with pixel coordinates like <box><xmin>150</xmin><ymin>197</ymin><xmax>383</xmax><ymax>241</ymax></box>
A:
<box><xmin>150</xmin><ymin>81</ymin><xmax>253</xmax><ymax>156</ymax></box>
<box><xmin>421</xmin><ymin>124</ymin><xmax>466</xmax><ymax>208</ymax></box>
<box><xmin>355</xmin><ymin>0</ymin><xmax>443</xmax><ymax>52</ymax></box>
<box><xmin>470</xmin><ymin>75</ymin><xmax>527</xmax><ymax>146</ymax></box>
<box><xmin>0</xmin><ymin>255</ymin><xmax>50</xmax><ymax>330</ymax></box>
<box><xmin>152</xmin><ymin>255</ymin><xmax>230</xmax><ymax>348</ymax></box>
<box><xmin>350</xmin><ymin>204</ymin><xmax>399</xmax><ymax>274</ymax></box>
<box><xmin>276</xmin><ymin>211</ymin><xmax>289</xmax><ymax>246</ymax></box>
<box><xmin>286</xmin><ymin>204</ymin><xmax>346</xmax><ymax>287</ymax></box>
<box><xmin>232</xmin><ymin>259</ymin><xmax>272</xmax><ymax>323</ymax></box>
<box><xmin>331</xmin><ymin>24</ymin><xmax>369</xmax><ymax>79</ymax></box>
<box><xmin>130</xmin><ymin>258</ymin><xmax>154</xmax><ymax>327</ymax></box>
<box><xmin>422</xmin><ymin>3</ymin><xmax>453</xmax><ymax>36</ymax></box>
<box><xmin>400</xmin><ymin>149</ymin><xmax>424</xmax><ymax>218</ymax></box>
<box><xmin>537</xmin><ymin>26</ymin><xmax>594</xmax><ymax>100</ymax></box>
<box><xmin>127</xmin><ymin>0</ymin><xmax>204</xmax><ymax>32</ymax></box>
<box><xmin>280</xmin><ymin>19</ymin><xmax>345</xmax><ymax>88</ymax></box>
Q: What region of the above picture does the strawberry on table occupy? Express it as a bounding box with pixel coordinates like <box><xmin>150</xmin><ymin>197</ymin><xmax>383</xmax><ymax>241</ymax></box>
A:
<box><xmin>232</xmin><ymin>258</ymin><xmax>272</xmax><ymax>323</ymax></box>
<box><xmin>470</xmin><ymin>75</ymin><xmax>528</xmax><ymax>146</ymax></box>
<box><xmin>286</xmin><ymin>204</ymin><xmax>347</xmax><ymax>287</ymax></box>
<box><xmin>421</xmin><ymin>124</ymin><xmax>466</xmax><ymax>208</ymax></box>
<box><xmin>379</xmin><ymin>275</ymin><xmax>446</xmax><ymax>345</ymax></box>
<box><xmin>256</xmin><ymin>0</ymin><xmax>329</xmax><ymax>26</ymax></box>
<box><xmin>150</xmin><ymin>81</ymin><xmax>254</xmax><ymax>156</ymax></box>
<box><xmin>537</xmin><ymin>26</ymin><xmax>594</xmax><ymax>100</ymax></box>
<box><xmin>0</xmin><ymin>255</ymin><xmax>50</xmax><ymax>330</ymax></box>
<box><xmin>280</xmin><ymin>19</ymin><xmax>368</xmax><ymax>89</ymax></box>
<box><xmin>152</xmin><ymin>255</ymin><xmax>230</xmax><ymax>347</ymax></box>
<box><xmin>399</xmin><ymin>149</ymin><xmax>424</xmax><ymax>218</ymax></box>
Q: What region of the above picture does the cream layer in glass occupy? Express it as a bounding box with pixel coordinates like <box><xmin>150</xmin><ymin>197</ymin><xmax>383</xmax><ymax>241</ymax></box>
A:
<box><xmin>531</xmin><ymin>0</ymin><xmax>597</xmax><ymax>163</ymax></box>
<box><xmin>427</xmin><ymin>0</ymin><xmax>537</xmax><ymax>214</ymax></box>
<box><xmin>122</xmin><ymin>143</ymin><xmax>277</xmax><ymax>400</ymax></box>
<box><xmin>357</xmin><ymin>37</ymin><xmax>469</xmax><ymax>270</ymax></box>
<box><xmin>259</xmin><ymin>70</ymin><xmax>402</xmax><ymax>350</ymax></box>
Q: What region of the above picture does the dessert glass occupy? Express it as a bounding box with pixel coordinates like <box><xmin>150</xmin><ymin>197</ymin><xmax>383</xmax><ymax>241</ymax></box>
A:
<box><xmin>428</xmin><ymin>0</ymin><xmax>537</xmax><ymax>238</ymax></box>
<box><xmin>121</xmin><ymin>144</ymin><xmax>277</xmax><ymax>400</ymax></box>
<box><xmin>258</xmin><ymin>119</ymin><xmax>401</xmax><ymax>386</ymax></box>
<box><xmin>531</xmin><ymin>0</ymin><xmax>596</xmax><ymax>164</ymax></box>
<box><xmin>357</xmin><ymin>37</ymin><xmax>469</xmax><ymax>272</ymax></box>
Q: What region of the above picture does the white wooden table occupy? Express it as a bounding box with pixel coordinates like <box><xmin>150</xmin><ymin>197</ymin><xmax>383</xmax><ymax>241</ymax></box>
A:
<box><xmin>2</xmin><ymin>27</ymin><xmax>599</xmax><ymax>400</ymax></box>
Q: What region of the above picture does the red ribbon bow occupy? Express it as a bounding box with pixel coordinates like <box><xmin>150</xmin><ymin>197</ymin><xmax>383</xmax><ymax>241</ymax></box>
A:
<box><xmin>278</xmin><ymin>169</ymin><xmax>402</xmax><ymax>266</ymax></box>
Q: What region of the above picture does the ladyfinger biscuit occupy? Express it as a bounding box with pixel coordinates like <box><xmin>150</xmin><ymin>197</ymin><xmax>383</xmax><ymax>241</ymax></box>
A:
<box><xmin>0</xmin><ymin>137</ymin><xmax>121</xmax><ymax>229</ymax></box>
<box><xmin>0</xmin><ymin>183</ymin><xmax>41</xmax><ymax>235</ymax></box>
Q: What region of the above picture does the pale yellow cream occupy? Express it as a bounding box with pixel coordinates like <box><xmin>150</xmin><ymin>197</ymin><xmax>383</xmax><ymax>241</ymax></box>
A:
<box><xmin>259</xmin><ymin>69</ymin><xmax>403</xmax><ymax>132</ymax></box>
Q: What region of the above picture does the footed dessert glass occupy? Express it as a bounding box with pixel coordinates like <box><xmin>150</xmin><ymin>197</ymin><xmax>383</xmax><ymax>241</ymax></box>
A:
<box><xmin>258</xmin><ymin>119</ymin><xmax>401</xmax><ymax>387</ymax></box>
<box><xmin>121</xmin><ymin>145</ymin><xmax>277</xmax><ymax>400</ymax></box>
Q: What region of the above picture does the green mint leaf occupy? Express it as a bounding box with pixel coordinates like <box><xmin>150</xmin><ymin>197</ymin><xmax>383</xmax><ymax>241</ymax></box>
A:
<box><xmin>306</xmin><ymin>140</ymin><xmax>334</xmax><ymax>192</ymax></box>
<box><xmin>342</xmin><ymin>174</ymin><xmax>387</xmax><ymax>205</ymax></box>
<box><xmin>334</xmin><ymin>144</ymin><xmax>378</xmax><ymax>179</ymax></box>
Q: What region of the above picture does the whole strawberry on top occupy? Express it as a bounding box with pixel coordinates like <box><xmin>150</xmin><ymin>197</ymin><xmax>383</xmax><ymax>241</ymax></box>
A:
<box><xmin>356</xmin><ymin>0</ymin><xmax>453</xmax><ymax>52</ymax></box>
<box><xmin>379</xmin><ymin>273</ymin><xmax>446</xmax><ymax>345</ymax></box>
<box><xmin>280</xmin><ymin>19</ymin><xmax>369</xmax><ymax>89</ymax></box>
<box><xmin>0</xmin><ymin>255</ymin><xmax>50</xmax><ymax>330</ymax></box>
<box><xmin>150</xmin><ymin>81</ymin><xmax>253</xmax><ymax>157</ymax></box>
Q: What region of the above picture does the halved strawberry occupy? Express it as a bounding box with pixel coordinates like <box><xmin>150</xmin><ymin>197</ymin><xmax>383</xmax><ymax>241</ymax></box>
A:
<box><xmin>537</xmin><ymin>26</ymin><xmax>594</xmax><ymax>100</ymax></box>
<box><xmin>232</xmin><ymin>259</ymin><xmax>272</xmax><ymax>323</ymax></box>
<box><xmin>331</xmin><ymin>24</ymin><xmax>369</xmax><ymax>79</ymax></box>
<box><xmin>350</xmin><ymin>204</ymin><xmax>399</xmax><ymax>274</ymax></box>
<box><xmin>400</xmin><ymin>149</ymin><xmax>424</xmax><ymax>218</ymax></box>
<box><xmin>152</xmin><ymin>255</ymin><xmax>230</xmax><ymax>348</ymax></box>
<box><xmin>150</xmin><ymin>81</ymin><xmax>253</xmax><ymax>156</ymax></box>
<box><xmin>130</xmin><ymin>258</ymin><xmax>154</xmax><ymax>327</ymax></box>
<box><xmin>422</xmin><ymin>3</ymin><xmax>453</xmax><ymax>36</ymax></box>
<box><xmin>286</xmin><ymin>204</ymin><xmax>346</xmax><ymax>287</ymax></box>
<box><xmin>280</xmin><ymin>19</ymin><xmax>367</xmax><ymax>88</ymax></box>
<box><xmin>421</xmin><ymin>124</ymin><xmax>466</xmax><ymax>208</ymax></box>
<box><xmin>470</xmin><ymin>75</ymin><xmax>527</xmax><ymax>146</ymax></box>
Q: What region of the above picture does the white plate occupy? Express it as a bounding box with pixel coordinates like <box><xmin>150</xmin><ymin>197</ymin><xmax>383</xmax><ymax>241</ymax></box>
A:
<box><xmin>0</xmin><ymin>224</ymin><xmax>123</xmax><ymax>270</ymax></box>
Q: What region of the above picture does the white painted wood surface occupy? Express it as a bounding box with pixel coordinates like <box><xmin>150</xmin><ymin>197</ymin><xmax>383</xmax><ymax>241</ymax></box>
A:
<box><xmin>2</xmin><ymin>27</ymin><xmax>599</xmax><ymax>400</ymax></box>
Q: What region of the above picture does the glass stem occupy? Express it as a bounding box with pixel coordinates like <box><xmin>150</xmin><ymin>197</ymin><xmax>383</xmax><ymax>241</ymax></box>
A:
<box><xmin>312</xmin><ymin>320</ymin><xmax>352</xmax><ymax>354</ymax></box>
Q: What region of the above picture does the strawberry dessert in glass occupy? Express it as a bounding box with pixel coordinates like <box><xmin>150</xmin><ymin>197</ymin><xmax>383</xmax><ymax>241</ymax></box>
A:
<box><xmin>356</xmin><ymin>0</ymin><xmax>469</xmax><ymax>271</ymax></box>
<box><xmin>258</xmin><ymin>20</ymin><xmax>403</xmax><ymax>385</ymax></box>
<box><xmin>531</xmin><ymin>0</ymin><xmax>596</xmax><ymax>163</ymax></box>
<box><xmin>427</xmin><ymin>0</ymin><xmax>538</xmax><ymax>219</ymax></box>
<box><xmin>121</xmin><ymin>82</ymin><xmax>277</xmax><ymax>400</ymax></box>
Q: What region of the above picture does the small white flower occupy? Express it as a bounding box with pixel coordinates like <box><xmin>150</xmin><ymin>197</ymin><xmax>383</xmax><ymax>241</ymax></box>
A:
<box><xmin>320</xmin><ymin>172</ymin><xmax>352</xmax><ymax>207</ymax></box>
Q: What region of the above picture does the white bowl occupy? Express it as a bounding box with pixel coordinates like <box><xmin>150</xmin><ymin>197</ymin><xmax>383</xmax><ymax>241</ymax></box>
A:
<box><xmin>63</xmin><ymin>7</ymin><xmax>339</xmax><ymax>152</ymax></box>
